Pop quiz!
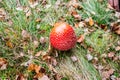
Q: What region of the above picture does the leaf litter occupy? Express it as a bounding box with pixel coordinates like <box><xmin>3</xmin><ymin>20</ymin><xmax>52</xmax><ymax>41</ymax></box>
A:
<box><xmin>0</xmin><ymin>0</ymin><xmax>120</xmax><ymax>80</ymax></box>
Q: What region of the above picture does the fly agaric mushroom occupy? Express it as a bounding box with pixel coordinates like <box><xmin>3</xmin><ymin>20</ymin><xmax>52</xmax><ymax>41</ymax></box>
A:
<box><xmin>50</xmin><ymin>22</ymin><xmax>77</xmax><ymax>51</ymax></box>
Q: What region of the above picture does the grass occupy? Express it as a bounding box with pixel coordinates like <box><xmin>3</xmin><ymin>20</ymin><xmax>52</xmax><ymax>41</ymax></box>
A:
<box><xmin>0</xmin><ymin>0</ymin><xmax>120</xmax><ymax>80</ymax></box>
<box><xmin>79</xmin><ymin>0</ymin><xmax>114</xmax><ymax>25</ymax></box>
<box><xmin>56</xmin><ymin>47</ymin><xmax>101</xmax><ymax>80</ymax></box>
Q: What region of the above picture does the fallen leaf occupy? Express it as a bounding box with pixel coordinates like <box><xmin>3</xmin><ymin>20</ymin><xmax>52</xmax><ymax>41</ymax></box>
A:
<box><xmin>34</xmin><ymin>65</ymin><xmax>41</xmax><ymax>74</ymax></box>
<box><xmin>34</xmin><ymin>73</ymin><xmax>44</xmax><ymax>79</ymax></box>
<box><xmin>101</xmin><ymin>53</ymin><xmax>107</xmax><ymax>58</ymax></box>
<box><xmin>71</xmin><ymin>56</ymin><xmax>78</xmax><ymax>62</ymax></box>
<box><xmin>28</xmin><ymin>63</ymin><xmax>46</xmax><ymax>74</ymax></box>
<box><xmin>50</xmin><ymin>57</ymin><xmax>57</xmax><ymax>66</ymax></box>
<box><xmin>107</xmin><ymin>3</ymin><xmax>114</xmax><ymax>10</ymax></box>
<box><xmin>21</xmin><ymin>30</ymin><xmax>30</xmax><ymax>39</ymax></box>
<box><xmin>101</xmin><ymin>71</ymin><xmax>110</xmax><ymax>79</ymax></box>
<box><xmin>71</xmin><ymin>10</ymin><xmax>81</xmax><ymax>20</ymax></box>
<box><xmin>88</xmin><ymin>47</ymin><xmax>94</xmax><ymax>52</ymax></box>
<box><xmin>68</xmin><ymin>0</ymin><xmax>80</xmax><ymax>9</ymax></box>
<box><xmin>6</xmin><ymin>40</ymin><xmax>14</xmax><ymax>48</ymax></box>
<box><xmin>36</xmin><ymin>18</ymin><xmax>41</xmax><ymax>22</ymax></box>
<box><xmin>78</xmin><ymin>22</ymin><xmax>86</xmax><ymax>27</ymax></box>
<box><xmin>0</xmin><ymin>8</ymin><xmax>7</xmax><ymax>21</ymax></box>
<box><xmin>108</xmin><ymin>69</ymin><xmax>114</xmax><ymax>75</ymax></box>
<box><xmin>48</xmin><ymin>64</ymin><xmax>57</xmax><ymax>73</ymax></box>
<box><xmin>115</xmin><ymin>12</ymin><xmax>120</xmax><ymax>18</ymax></box>
<box><xmin>100</xmin><ymin>24</ymin><xmax>107</xmax><ymax>30</ymax></box>
<box><xmin>28</xmin><ymin>63</ymin><xmax>35</xmax><ymax>71</ymax></box>
<box><xmin>39</xmin><ymin>67</ymin><xmax>46</xmax><ymax>73</ymax></box>
<box><xmin>33</xmin><ymin>40</ymin><xmax>39</xmax><ymax>48</ymax></box>
<box><xmin>54</xmin><ymin>73</ymin><xmax>62</xmax><ymax>80</ymax></box>
<box><xmin>28</xmin><ymin>0</ymin><xmax>39</xmax><ymax>8</ymax></box>
<box><xmin>16</xmin><ymin>74</ymin><xmax>26</xmax><ymax>80</ymax></box>
<box><xmin>77</xmin><ymin>35</ymin><xmax>84</xmax><ymax>43</ymax></box>
<box><xmin>108</xmin><ymin>52</ymin><xmax>115</xmax><ymax>58</ymax></box>
<box><xmin>115</xmin><ymin>46</ymin><xmax>120</xmax><ymax>51</ymax></box>
<box><xmin>42</xmin><ymin>55</ymin><xmax>51</xmax><ymax>62</ymax></box>
<box><xmin>37</xmin><ymin>75</ymin><xmax>50</xmax><ymax>80</ymax></box>
<box><xmin>115</xmin><ymin>28</ymin><xmax>120</xmax><ymax>35</ymax></box>
<box><xmin>117</xmin><ymin>41</ymin><xmax>120</xmax><ymax>45</ymax></box>
<box><xmin>92</xmin><ymin>57</ymin><xmax>98</xmax><ymax>64</ymax></box>
<box><xmin>89</xmin><ymin>17</ymin><xmax>94</xmax><ymax>26</ymax></box>
<box><xmin>113</xmin><ymin>56</ymin><xmax>119</xmax><ymax>61</ymax></box>
<box><xmin>0</xmin><ymin>58</ymin><xmax>7</xmax><ymax>70</ymax></box>
<box><xmin>40</xmin><ymin>37</ymin><xmax>47</xmax><ymax>44</ymax></box>
<box><xmin>111</xmin><ymin>22</ymin><xmax>120</xmax><ymax>35</ymax></box>
<box><xmin>35</xmin><ymin>51</ymin><xmax>42</xmax><ymax>57</ymax></box>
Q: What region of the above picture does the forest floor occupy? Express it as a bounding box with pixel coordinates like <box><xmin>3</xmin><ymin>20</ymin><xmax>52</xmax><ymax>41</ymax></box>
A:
<box><xmin>0</xmin><ymin>0</ymin><xmax>120</xmax><ymax>80</ymax></box>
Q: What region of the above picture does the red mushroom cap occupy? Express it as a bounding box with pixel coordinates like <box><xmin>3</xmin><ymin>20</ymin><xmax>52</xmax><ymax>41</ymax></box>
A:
<box><xmin>50</xmin><ymin>22</ymin><xmax>77</xmax><ymax>51</ymax></box>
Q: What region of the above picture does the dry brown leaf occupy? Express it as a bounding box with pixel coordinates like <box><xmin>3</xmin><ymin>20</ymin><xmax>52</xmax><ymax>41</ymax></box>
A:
<box><xmin>111</xmin><ymin>22</ymin><xmax>120</xmax><ymax>35</ymax></box>
<box><xmin>35</xmin><ymin>51</ymin><xmax>42</xmax><ymax>57</ymax></box>
<box><xmin>101</xmin><ymin>69</ymin><xmax>115</xmax><ymax>80</ymax></box>
<box><xmin>101</xmin><ymin>71</ymin><xmax>110</xmax><ymax>79</ymax></box>
<box><xmin>33</xmin><ymin>40</ymin><xmax>39</xmax><ymax>48</ymax></box>
<box><xmin>100</xmin><ymin>24</ymin><xmax>107</xmax><ymax>30</ymax></box>
<box><xmin>68</xmin><ymin>0</ymin><xmax>80</xmax><ymax>9</ymax></box>
<box><xmin>6</xmin><ymin>40</ymin><xmax>14</xmax><ymax>48</ymax></box>
<box><xmin>77</xmin><ymin>35</ymin><xmax>84</xmax><ymax>43</ymax></box>
<box><xmin>71</xmin><ymin>10</ymin><xmax>81</xmax><ymax>20</ymax></box>
<box><xmin>92</xmin><ymin>57</ymin><xmax>98</xmax><ymax>64</ymax></box>
<box><xmin>115</xmin><ymin>12</ymin><xmax>120</xmax><ymax>18</ymax></box>
<box><xmin>0</xmin><ymin>58</ymin><xmax>7</xmax><ymax>70</ymax></box>
<box><xmin>113</xmin><ymin>56</ymin><xmax>119</xmax><ymax>61</ymax></box>
<box><xmin>34</xmin><ymin>65</ymin><xmax>41</xmax><ymax>74</ymax></box>
<box><xmin>117</xmin><ymin>41</ymin><xmax>120</xmax><ymax>45</ymax></box>
<box><xmin>54</xmin><ymin>73</ymin><xmax>62</xmax><ymax>80</ymax></box>
<box><xmin>40</xmin><ymin>37</ymin><xmax>48</xmax><ymax>44</ymax></box>
<box><xmin>37</xmin><ymin>75</ymin><xmax>50</xmax><ymax>80</ymax></box>
<box><xmin>88</xmin><ymin>47</ymin><xmax>94</xmax><ymax>52</ymax></box>
<box><xmin>115</xmin><ymin>29</ymin><xmax>120</xmax><ymax>35</ymax></box>
<box><xmin>115</xmin><ymin>46</ymin><xmax>120</xmax><ymax>51</ymax></box>
<box><xmin>16</xmin><ymin>74</ymin><xmax>26</xmax><ymax>80</ymax></box>
<box><xmin>78</xmin><ymin>22</ymin><xmax>86</xmax><ymax>27</ymax></box>
<box><xmin>28</xmin><ymin>63</ymin><xmax>46</xmax><ymax>75</ymax></box>
<box><xmin>0</xmin><ymin>8</ymin><xmax>8</xmax><ymax>21</ymax></box>
<box><xmin>21</xmin><ymin>30</ymin><xmax>30</xmax><ymax>39</ymax></box>
<box><xmin>42</xmin><ymin>55</ymin><xmax>51</xmax><ymax>62</ymax></box>
<box><xmin>28</xmin><ymin>63</ymin><xmax>35</xmax><ymax>71</ymax></box>
<box><xmin>28</xmin><ymin>0</ymin><xmax>39</xmax><ymax>8</ymax></box>
<box><xmin>89</xmin><ymin>17</ymin><xmax>94</xmax><ymax>26</ymax></box>
<box><xmin>39</xmin><ymin>67</ymin><xmax>46</xmax><ymax>73</ymax></box>
<box><xmin>108</xmin><ymin>52</ymin><xmax>115</xmax><ymax>58</ymax></box>
<box><xmin>34</xmin><ymin>73</ymin><xmax>44</xmax><ymax>79</ymax></box>
<box><xmin>36</xmin><ymin>18</ymin><xmax>41</xmax><ymax>22</ymax></box>
<box><xmin>50</xmin><ymin>57</ymin><xmax>57</xmax><ymax>66</ymax></box>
